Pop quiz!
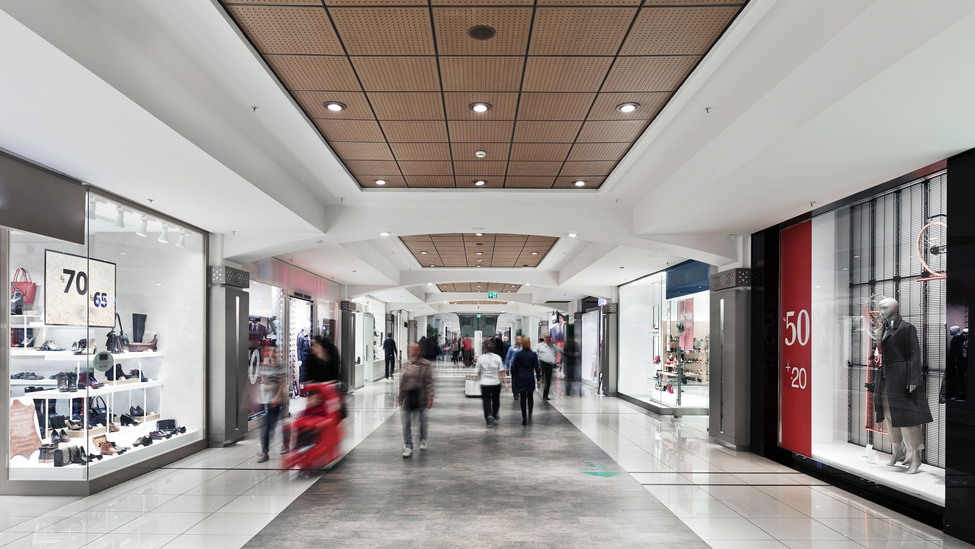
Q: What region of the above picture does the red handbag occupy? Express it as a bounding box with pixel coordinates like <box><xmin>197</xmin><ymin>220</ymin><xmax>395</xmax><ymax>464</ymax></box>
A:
<box><xmin>11</xmin><ymin>268</ymin><xmax>36</xmax><ymax>310</ymax></box>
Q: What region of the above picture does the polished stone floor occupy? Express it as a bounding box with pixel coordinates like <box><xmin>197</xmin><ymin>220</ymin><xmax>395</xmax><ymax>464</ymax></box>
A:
<box><xmin>0</xmin><ymin>372</ymin><xmax>970</xmax><ymax>548</ymax></box>
<box><xmin>245</xmin><ymin>376</ymin><xmax>702</xmax><ymax>549</ymax></box>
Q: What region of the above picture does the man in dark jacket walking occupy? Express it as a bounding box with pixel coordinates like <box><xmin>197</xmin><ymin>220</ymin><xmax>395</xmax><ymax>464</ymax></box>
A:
<box><xmin>383</xmin><ymin>333</ymin><xmax>397</xmax><ymax>379</ymax></box>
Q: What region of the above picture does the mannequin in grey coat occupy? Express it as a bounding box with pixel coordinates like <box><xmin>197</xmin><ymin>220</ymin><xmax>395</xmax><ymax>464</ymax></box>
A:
<box><xmin>875</xmin><ymin>297</ymin><xmax>933</xmax><ymax>474</ymax></box>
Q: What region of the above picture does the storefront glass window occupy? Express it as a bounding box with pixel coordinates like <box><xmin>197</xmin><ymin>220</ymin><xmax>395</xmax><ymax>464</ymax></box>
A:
<box><xmin>246</xmin><ymin>282</ymin><xmax>284</xmax><ymax>422</ymax></box>
<box><xmin>619</xmin><ymin>267</ymin><xmax>710</xmax><ymax>410</ymax></box>
<box><xmin>8</xmin><ymin>193</ymin><xmax>205</xmax><ymax>482</ymax></box>
<box><xmin>778</xmin><ymin>172</ymin><xmax>947</xmax><ymax>505</ymax></box>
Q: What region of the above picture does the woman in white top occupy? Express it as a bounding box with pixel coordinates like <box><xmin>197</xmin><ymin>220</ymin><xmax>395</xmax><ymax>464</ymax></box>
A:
<box><xmin>475</xmin><ymin>339</ymin><xmax>508</xmax><ymax>427</ymax></box>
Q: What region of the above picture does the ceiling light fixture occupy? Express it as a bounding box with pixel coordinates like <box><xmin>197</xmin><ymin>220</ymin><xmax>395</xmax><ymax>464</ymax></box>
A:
<box><xmin>136</xmin><ymin>216</ymin><xmax>149</xmax><ymax>237</ymax></box>
<box><xmin>380</xmin><ymin>232</ymin><xmax>389</xmax><ymax>236</ymax></box>
<box><xmin>114</xmin><ymin>206</ymin><xmax>126</xmax><ymax>228</ymax></box>
<box><xmin>468</xmin><ymin>25</ymin><xmax>496</xmax><ymax>41</ymax></box>
<box><xmin>476</xmin><ymin>265</ymin><xmax>482</xmax><ymax>267</ymax></box>
<box><xmin>475</xmin><ymin>232</ymin><xmax>483</xmax><ymax>236</ymax></box>
<box><xmin>477</xmin><ymin>259</ymin><xmax>482</xmax><ymax>262</ymax></box>
<box><xmin>476</xmin><ymin>252</ymin><xmax>483</xmax><ymax>255</ymax></box>
<box><xmin>475</xmin><ymin>151</ymin><xmax>487</xmax><ymax>158</ymax></box>
<box><xmin>568</xmin><ymin>233</ymin><xmax>577</xmax><ymax>238</ymax></box>
<box><xmin>573</xmin><ymin>180</ymin><xmax>587</xmax><ymax>187</ymax></box>
<box><xmin>374</xmin><ymin>179</ymin><xmax>387</xmax><ymax>186</ymax></box>
<box><xmin>474</xmin><ymin>180</ymin><xmax>486</xmax><ymax>186</ymax></box>
<box><xmin>470</xmin><ymin>102</ymin><xmax>492</xmax><ymax>113</ymax></box>
<box><xmin>158</xmin><ymin>224</ymin><xmax>169</xmax><ymax>243</ymax></box>
<box><xmin>430</xmin><ymin>264</ymin><xmax>435</xmax><ymax>267</ymax></box>
<box><xmin>421</xmin><ymin>251</ymin><xmax>427</xmax><ymax>254</ymax></box>
<box><xmin>616</xmin><ymin>102</ymin><xmax>640</xmax><ymax>113</ymax></box>
<box><xmin>531</xmin><ymin>252</ymin><xmax>538</xmax><ymax>255</ymax></box>
<box><xmin>175</xmin><ymin>230</ymin><xmax>186</xmax><ymax>249</ymax></box>
<box><xmin>323</xmin><ymin>101</ymin><xmax>346</xmax><ymax>112</ymax></box>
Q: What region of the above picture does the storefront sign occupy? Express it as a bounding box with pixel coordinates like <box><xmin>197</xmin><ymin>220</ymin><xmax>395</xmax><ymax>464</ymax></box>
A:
<box><xmin>44</xmin><ymin>249</ymin><xmax>116</xmax><ymax>327</ymax></box>
<box><xmin>780</xmin><ymin>221</ymin><xmax>812</xmax><ymax>457</ymax></box>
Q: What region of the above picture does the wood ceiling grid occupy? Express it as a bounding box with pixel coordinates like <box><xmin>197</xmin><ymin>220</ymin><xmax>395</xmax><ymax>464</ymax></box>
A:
<box><xmin>221</xmin><ymin>0</ymin><xmax>745</xmax><ymax>190</ymax></box>
<box><xmin>401</xmin><ymin>233</ymin><xmax>553</xmax><ymax>267</ymax></box>
<box><xmin>436</xmin><ymin>283</ymin><xmax>522</xmax><ymax>292</ymax></box>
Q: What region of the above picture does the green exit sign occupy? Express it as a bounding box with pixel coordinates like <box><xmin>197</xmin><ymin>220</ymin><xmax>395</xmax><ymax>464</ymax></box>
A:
<box><xmin>476</xmin><ymin>314</ymin><xmax>481</xmax><ymax>318</ymax></box>
<box><xmin>487</xmin><ymin>292</ymin><xmax>498</xmax><ymax>299</ymax></box>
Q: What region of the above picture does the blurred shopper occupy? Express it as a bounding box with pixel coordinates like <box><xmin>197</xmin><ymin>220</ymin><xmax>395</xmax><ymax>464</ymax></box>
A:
<box><xmin>511</xmin><ymin>337</ymin><xmax>541</xmax><ymax>425</ymax></box>
<box><xmin>475</xmin><ymin>339</ymin><xmax>507</xmax><ymax>427</ymax></box>
<box><xmin>303</xmin><ymin>336</ymin><xmax>340</xmax><ymax>384</ymax></box>
<box><xmin>563</xmin><ymin>337</ymin><xmax>580</xmax><ymax>396</ymax></box>
<box><xmin>398</xmin><ymin>342</ymin><xmax>434</xmax><ymax>457</ymax></box>
<box><xmin>462</xmin><ymin>335</ymin><xmax>473</xmax><ymax>367</ymax></box>
<box><xmin>537</xmin><ymin>334</ymin><xmax>556</xmax><ymax>401</ymax></box>
<box><xmin>383</xmin><ymin>333</ymin><xmax>397</xmax><ymax>379</ymax></box>
<box><xmin>258</xmin><ymin>347</ymin><xmax>287</xmax><ymax>463</ymax></box>
<box><xmin>451</xmin><ymin>338</ymin><xmax>460</xmax><ymax>364</ymax></box>
<box><xmin>493</xmin><ymin>333</ymin><xmax>505</xmax><ymax>363</ymax></box>
<box><xmin>505</xmin><ymin>335</ymin><xmax>522</xmax><ymax>399</ymax></box>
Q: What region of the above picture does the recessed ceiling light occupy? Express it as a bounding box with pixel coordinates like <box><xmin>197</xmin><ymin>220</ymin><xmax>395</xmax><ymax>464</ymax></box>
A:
<box><xmin>526</xmin><ymin>283</ymin><xmax>531</xmax><ymax>286</ymax></box>
<box><xmin>475</xmin><ymin>232</ymin><xmax>483</xmax><ymax>236</ymax></box>
<box><xmin>374</xmin><ymin>179</ymin><xmax>387</xmax><ymax>185</ymax></box>
<box><xmin>468</xmin><ymin>25</ymin><xmax>496</xmax><ymax>41</ymax></box>
<box><xmin>568</xmin><ymin>233</ymin><xmax>577</xmax><ymax>238</ymax></box>
<box><xmin>380</xmin><ymin>232</ymin><xmax>389</xmax><ymax>236</ymax></box>
<box><xmin>421</xmin><ymin>251</ymin><xmax>427</xmax><ymax>254</ymax></box>
<box><xmin>476</xmin><ymin>265</ymin><xmax>482</xmax><ymax>267</ymax></box>
<box><xmin>573</xmin><ymin>180</ymin><xmax>587</xmax><ymax>187</ymax></box>
<box><xmin>477</xmin><ymin>259</ymin><xmax>482</xmax><ymax>262</ymax></box>
<box><xmin>476</xmin><ymin>252</ymin><xmax>483</xmax><ymax>255</ymax></box>
<box><xmin>475</xmin><ymin>151</ymin><xmax>487</xmax><ymax>158</ymax></box>
<box><xmin>430</xmin><ymin>264</ymin><xmax>435</xmax><ymax>267</ymax></box>
<box><xmin>324</xmin><ymin>101</ymin><xmax>346</xmax><ymax>112</ymax></box>
<box><xmin>616</xmin><ymin>102</ymin><xmax>640</xmax><ymax>113</ymax></box>
<box><xmin>531</xmin><ymin>252</ymin><xmax>538</xmax><ymax>255</ymax></box>
<box><xmin>474</xmin><ymin>180</ymin><xmax>486</xmax><ymax>186</ymax></box>
<box><xmin>470</xmin><ymin>103</ymin><xmax>492</xmax><ymax>113</ymax></box>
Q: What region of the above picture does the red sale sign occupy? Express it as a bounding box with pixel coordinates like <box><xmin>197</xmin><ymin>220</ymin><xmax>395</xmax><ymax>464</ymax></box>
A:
<box><xmin>780</xmin><ymin>221</ymin><xmax>812</xmax><ymax>457</ymax></box>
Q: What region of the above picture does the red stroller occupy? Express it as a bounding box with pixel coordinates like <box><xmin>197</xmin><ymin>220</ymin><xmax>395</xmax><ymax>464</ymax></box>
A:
<box><xmin>281</xmin><ymin>382</ymin><xmax>344</xmax><ymax>474</ymax></box>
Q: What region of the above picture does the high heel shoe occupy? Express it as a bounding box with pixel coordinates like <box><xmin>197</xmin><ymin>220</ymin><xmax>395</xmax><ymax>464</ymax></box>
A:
<box><xmin>59</xmin><ymin>429</ymin><xmax>69</xmax><ymax>441</ymax></box>
<box><xmin>51</xmin><ymin>430</ymin><xmax>62</xmax><ymax>444</ymax></box>
<box><xmin>66</xmin><ymin>418</ymin><xmax>83</xmax><ymax>431</ymax></box>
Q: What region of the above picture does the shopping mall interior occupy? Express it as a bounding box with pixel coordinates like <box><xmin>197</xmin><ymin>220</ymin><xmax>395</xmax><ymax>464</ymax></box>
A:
<box><xmin>1</xmin><ymin>0</ymin><xmax>975</xmax><ymax>547</ymax></box>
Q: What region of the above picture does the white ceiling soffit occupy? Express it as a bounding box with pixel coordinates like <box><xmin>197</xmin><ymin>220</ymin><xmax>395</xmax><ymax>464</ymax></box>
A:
<box><xmin>0</xmin><ymin>7</ymin><xmax>322</xmax><ymax>240</ymax></box>
<box><xmin>622</xmin><ymin>0</ymin><xmax>975</xmax><ymax>236</ymax></box>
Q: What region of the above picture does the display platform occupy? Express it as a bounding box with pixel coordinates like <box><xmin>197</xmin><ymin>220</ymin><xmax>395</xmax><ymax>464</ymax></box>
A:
<box><xmin>618</xmin><ymin>385</ymin><xmax>709</xmax><ymax>416</ymax></box>
<box><xmin>812</xmin><ymin>442</ymin><xmax>945</xmax><ymax>506</ymax></box>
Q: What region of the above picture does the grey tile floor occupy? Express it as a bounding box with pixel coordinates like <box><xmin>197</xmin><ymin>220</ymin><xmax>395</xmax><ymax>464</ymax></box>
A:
<box><xmin>245</xmin><ymin>376</ymin><xmax>707</xmax><ymax>549</ymax></box>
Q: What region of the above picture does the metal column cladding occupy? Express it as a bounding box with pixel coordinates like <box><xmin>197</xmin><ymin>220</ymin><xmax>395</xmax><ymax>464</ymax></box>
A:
<box><xmin>779</xmin><ymin>220</ymin><xmax>812</xmax><ymax>457</ymax></box>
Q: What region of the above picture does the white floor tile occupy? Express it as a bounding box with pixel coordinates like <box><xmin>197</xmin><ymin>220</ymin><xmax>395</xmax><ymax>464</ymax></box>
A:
<box><xmin>1</xmin><ymin>531</ymin><xmax>97</xmax><ymax>549</ymax></box>
<box><xmin>183</xmin><ymin>513</ymin><xmax>277</xmax><ymax>536</ymax></box>
<box><xmin>152</xmin><ymin>495</ymin><xmax>238</xmax><ymax>514</ymax></box>
<box><xmin>816</xmin><ymin>518</ymin><xmax>929</xmax><ymax>542</ymax></box>
<box><xmin>86</xmin><ymin>533</ymin><xmax>178</xmax><ymax>548</ymax></box>
<box><xmin>681</xmin><ymin>517</ymin><xmax>775</xmax><ymax>540</ymax></box>
<box><xmin>111</xmin><ymin>511</ymin><xmax>211</xmax><ymax>535</ymax></box>
<box><xmin>747</xmin><ymin>518</ymin><xmax>851</xmax><ymax>541</ymax></box>
<box><xmin>160</xmin><ymin>534</ymin><xmax>254</xmax><ymax>549</ymax></box>
<box><xmin>706</xmin><ymin>541</ymin><xmax>789</xmax><ymax>549</ymax></box>
<box><xmin>724</xmin><ymin>499</ymin><xmax>810</xmax><ymax>519</ymax></box>
<box><xmin>215</xmin><ymin>495</ymin><xmax>299</xmax><ymax>514</ymax></box>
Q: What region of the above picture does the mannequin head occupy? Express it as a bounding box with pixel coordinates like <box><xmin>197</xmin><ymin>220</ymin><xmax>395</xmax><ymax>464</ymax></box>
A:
<box><xmin>879</xmin><ymin>297</ymin><xmax>899</xmax><ymax>319</ymax></box>
<box><xmin>950</xmin><ymin>325</ymin><xmax>962</xmax><ymax>336</ymax></box>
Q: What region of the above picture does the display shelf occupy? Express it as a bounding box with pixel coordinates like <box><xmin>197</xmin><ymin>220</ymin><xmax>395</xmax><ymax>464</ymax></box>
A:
<box><xmin>10</xmin><ymin>349</ymin><xmax>164</xmax><ymax>361</ymax></box>
<box><xmin>10</xmin><ymin>379</ymin><xmax>57</xmax><ymax>386</ymax></box>
<box><xmin>18</xmin><ymin>379</ymin><xmax>163</xmax><ymax>399</ymax></box>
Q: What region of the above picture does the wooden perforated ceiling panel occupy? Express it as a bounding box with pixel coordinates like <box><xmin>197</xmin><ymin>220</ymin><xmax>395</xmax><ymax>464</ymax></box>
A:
<box><xmin>221</xmin><ymin>0</ymin><xmax>745</xmax><ymax>189</ymax></box>
<box><xmin>403</xmin><ymin>233</ymin><xmax>556</xmax><ymax>268</ymax></box>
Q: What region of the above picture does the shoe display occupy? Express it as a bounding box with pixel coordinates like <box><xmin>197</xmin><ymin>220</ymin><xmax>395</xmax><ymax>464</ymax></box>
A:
<box><xmin>67</xmin><ymin>372</ymin><xmax>78</xmax><ymax>392</ymax></box>
<box><xmin>71</xmin><ymin>339</ymin><xmax>86</xmax><ymax>355</ymax></box>
<box><xmin>128</xmin><ymin>369</ymin><xmax>149</xmax><ymax>382</ymax></box>
<box><xmin>37</xmin><ymin>340</ymin><xmax>66</xmax><ymax>352</ymax></box>
<box><xmin>56</xmin><ymin>372</ymin><xmax>68</xmax><ymax>392</ymax></box>
<box><xmin>66</xmin><ymin>418</ymin><xmax>83</xmax><ymax>431</ymax></box>
<box><xmin>108</xmin><ymin>423</ymin><xmax>119</xmax><ymax>433</ymax></box>
<box><xmin>130</xmin><ymin>406</ymin><xmax>145</xmax><ymax>417</ymax></box>
<box><xmin>51</xmin><ymin>430</ymin><xmax>62</xmax><ymax>444</ymax></box>
<box><xmin>53</xmin><ymin>449</ymin><xmax>65</xmax><ymax>467</ymax></box>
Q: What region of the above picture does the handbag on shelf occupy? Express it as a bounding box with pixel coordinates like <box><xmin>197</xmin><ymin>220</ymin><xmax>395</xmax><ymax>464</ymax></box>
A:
<box><xmin>106</xmin><ymin>313</ymin><xmax>129</xmax><ymax>354</ymax></box>
<box><xmin>11</xmin><ymin>268</ymin><xmax>36</xmax><ymax>312</ymax></box>
<box><xmin>11</xmin><ymin>288</ymin><xmax>24</xmax><ymax>316</ymax></box>
<box><xmin>88</xmin><ymin>395</ymin><xmax>109</xmax><ymax>427</ymax></box>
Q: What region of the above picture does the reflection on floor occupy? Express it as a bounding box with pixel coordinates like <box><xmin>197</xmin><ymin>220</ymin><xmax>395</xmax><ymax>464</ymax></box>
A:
<box><xmin>622</xmin><ymin>383</ymin><xmax>709</xmax><ymax>411</ymax></box>
<box><xmin>0</xmin><ymin>373</ymin><xmax>968</xmax><ymax>548</ymax></box>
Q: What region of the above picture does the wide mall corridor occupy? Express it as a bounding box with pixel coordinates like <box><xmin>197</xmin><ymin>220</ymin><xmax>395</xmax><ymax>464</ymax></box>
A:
<box><xmin>0</xmin><ymin>374</ymin><xmax>964</xmax><ymax>548</ymax></box>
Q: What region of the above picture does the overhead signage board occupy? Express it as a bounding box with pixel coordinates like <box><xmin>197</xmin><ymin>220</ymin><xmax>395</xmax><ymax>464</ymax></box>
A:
<box><xmin>487</xmin><ymin>292</ymin><xmax>497</xmax><ymax>299</ymax></box>
<box><xmin>44</xmin><ymin>249</ymin><xmax>116</xmax><ymax>327</ymax></box>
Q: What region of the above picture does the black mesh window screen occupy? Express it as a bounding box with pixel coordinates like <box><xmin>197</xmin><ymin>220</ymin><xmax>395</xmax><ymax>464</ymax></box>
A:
<box><xmin>847</xmin><ymin>172</ymin><xmax>947</xmax><ymax>469</ymax></box>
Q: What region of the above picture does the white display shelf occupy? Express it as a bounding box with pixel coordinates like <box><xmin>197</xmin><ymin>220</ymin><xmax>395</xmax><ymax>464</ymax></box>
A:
<box><xmin>21</xmin><ymin>379</ymin><xmax>163</xmax><ymax>399</ymax></box>
<box><xmin>11</xmin><ymin>350</ymin><xmax>164</xmax><ymax>361</ymax></box>
<box><xmin>10</xmin><ymin>379</ymin><xmax>57</xmax><ymax>386</ymax></box>
<box><xmin>9</xmin><ymin>428</ymin><xmax>199</xmax><ymax>481</ymax></box>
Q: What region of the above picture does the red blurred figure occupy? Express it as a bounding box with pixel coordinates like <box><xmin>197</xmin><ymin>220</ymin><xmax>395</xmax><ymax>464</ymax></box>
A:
<box><xmin>281</xmin><ymin>382</ymin><xmax>344</xmax><ymax>475</ymax></box>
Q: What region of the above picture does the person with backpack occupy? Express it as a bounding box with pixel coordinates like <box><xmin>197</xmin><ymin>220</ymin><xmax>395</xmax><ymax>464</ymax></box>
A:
<box><xmin>398</xmin><ymin>342</ymin><xmax>434</xmax><ymax>457</ymax></box>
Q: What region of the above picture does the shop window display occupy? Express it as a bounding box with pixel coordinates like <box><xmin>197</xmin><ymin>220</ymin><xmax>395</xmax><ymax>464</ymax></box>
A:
<box><xmin>7</xmin><ymin>194</ymin><xmax>204</xmax><ymax>481</ymax></box>
<box><xmin>246</xmin><ymin>282</ymin><xmax>284</xmax><ymax>421</ymax></box>
<box><xmin>779</xmin><ymin>173</ymin><xmax>946</xmax><ymax>505</ymax></box>
<box><xmin>619</xmin><ymin>268</ymin><xmax>710</xmax><ymax>410</ymax></box>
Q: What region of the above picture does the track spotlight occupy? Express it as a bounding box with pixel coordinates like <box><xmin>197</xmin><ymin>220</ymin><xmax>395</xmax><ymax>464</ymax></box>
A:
<box><xmin>114</xmin><ymin>206</ymin><xmax>126</xmax><ymax>228</ymax></box>
<box><xmin>158</xmin><ymin>224</ymin><xmax>169</xmax><ymax>243</ymax></box>
<box><xmin>136</xmin><ymin>216</ymin><xmax>149</xmax><ymax>237</ymax></box>
<box><xmin>175</xmin><ymin>230</ymin><xmax>186</xmax><ymax>249</ymax></box>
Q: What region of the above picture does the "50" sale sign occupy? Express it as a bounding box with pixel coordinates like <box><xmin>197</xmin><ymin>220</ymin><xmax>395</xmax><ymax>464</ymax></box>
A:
<box><xmin>44</xmin><ymin>250</ymin><xmax>116</xmax><ymax>327</ymax></box>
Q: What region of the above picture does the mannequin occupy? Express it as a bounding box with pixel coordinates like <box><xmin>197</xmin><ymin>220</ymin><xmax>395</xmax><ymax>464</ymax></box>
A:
<box><xmin>875</xmin><ymin>298</ymin><xmax>933</xmax><ymax>474</ymax></box>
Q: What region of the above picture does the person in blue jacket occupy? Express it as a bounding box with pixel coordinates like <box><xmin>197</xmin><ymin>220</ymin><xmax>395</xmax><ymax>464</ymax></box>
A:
<box><xmin>505</xmin><ymin>335</ymin><xmax>522</xmax><ymax>400</ymax></box>
<box><xmin>511</xmin><ymin>337</ymin><xmax>541</xmax><ymax>425</ymax></box>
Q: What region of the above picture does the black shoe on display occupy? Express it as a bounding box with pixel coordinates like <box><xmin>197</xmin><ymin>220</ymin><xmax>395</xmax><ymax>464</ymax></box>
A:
<box><xmin>130</xmin><ymin>406</ymin><xmax>145</xmax><ymax>417</ymax></box>
<box><xmin>56</xmin><ymin>372</ymin><xmax>68</xmax><ymax>392</ymax></box>
<box><xmin>72</xmin><ymin>339</ymin><xmax>86</xmax><ymax>355</ymax></box>
<box><xmin>67</xmin><ymin>372</ymin><xmax>78</xmax><ymax>392</ymax></box>
<box><xmin>51</xmin><ymin>430</ymin><xmax>62</xmax><ymax>444</ymax></box>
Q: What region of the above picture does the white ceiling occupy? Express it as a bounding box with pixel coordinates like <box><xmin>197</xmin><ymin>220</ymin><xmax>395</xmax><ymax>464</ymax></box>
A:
<box><xmin>2</xmin><ymin>0</ymin><xmax>974</xmax><ymax>315</ymax></box>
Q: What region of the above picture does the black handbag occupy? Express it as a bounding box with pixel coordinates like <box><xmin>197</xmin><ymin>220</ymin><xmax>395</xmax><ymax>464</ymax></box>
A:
<box><xmin>406</xmin><ymin>387</ymin><xmax>423</xmax><ymax>410</ymax></box>
<box><xmin>106</xmin><ymin>313</ymin><xmax>129</xmax><ymax>354</ymax></box>
<box><xmin>88</xmin><ymin>395</ymin><xmax>109</xmax><ymax>427</ymax></box>
<box><xmin>11</xmin><ymin>288</ymin><xmax>23</xmax><ymax>316</ymax></box>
